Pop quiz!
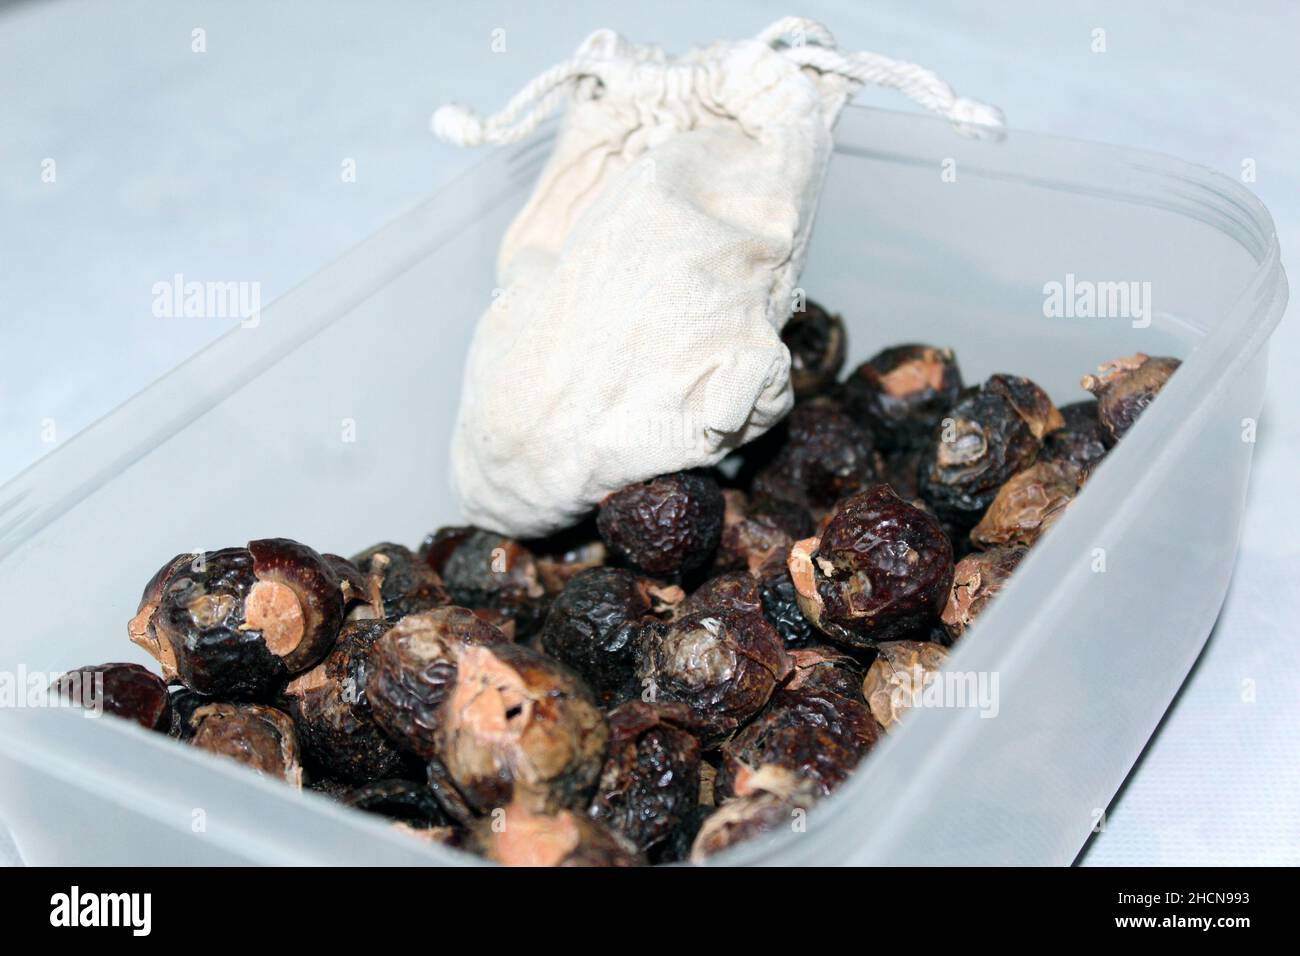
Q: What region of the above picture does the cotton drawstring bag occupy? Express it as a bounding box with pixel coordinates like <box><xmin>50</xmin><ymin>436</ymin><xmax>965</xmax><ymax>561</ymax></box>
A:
<box><xmin>433</xmin><ymin>17</ymin><xmax>1002</xmax><ymax>538</ymax></box>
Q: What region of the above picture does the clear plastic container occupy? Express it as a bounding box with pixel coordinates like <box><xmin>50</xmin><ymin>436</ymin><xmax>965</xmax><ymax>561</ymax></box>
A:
<box><xmin>0</xmin><ymin>105</ymin><xmax>1286</xmax><ymax>866</ymax></box>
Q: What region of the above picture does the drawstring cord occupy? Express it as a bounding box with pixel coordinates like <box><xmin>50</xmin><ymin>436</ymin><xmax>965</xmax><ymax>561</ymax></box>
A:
<box><xmin>432</xmin><ymin>17</ymin><xmax>1005</xmax><ymax>147</ymax></box>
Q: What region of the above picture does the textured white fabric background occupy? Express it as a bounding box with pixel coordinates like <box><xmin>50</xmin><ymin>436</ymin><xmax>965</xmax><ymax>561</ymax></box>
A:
<box><xmin>1</xmin><ymin>0</ymin><xmax>1296</xmax><ymax>865</ymax></box>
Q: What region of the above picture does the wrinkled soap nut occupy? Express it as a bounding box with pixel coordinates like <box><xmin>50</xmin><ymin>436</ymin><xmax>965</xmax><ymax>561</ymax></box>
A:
<box><xmin>969</xmin><ymin>459</ymin><xmax>1081</xmax><ymax>550</ymax></box>
<box><xmin>720</xmin><ymin>646</ymin><xmax>879</xmax><ymax>799</ymax></box>
<box><xmin>588</xmin><ymin>701</ymin><xmax>702</xmax><ymax>853</ymax></box>
<box><xmin>713</xmin><ymin>489</ymin><xmax>814</xmax><ymax>575</ymax></box>
<box><xmin>842</xmin><ymin>344</ymin><xmax>964</xmax><ymax>450</ymax></box>
<box><xmin>781</xmin><ymin>299</ymin><xmax>846</xmax><ymax>399</ymax></box>
<box><xmin>752</xmin><ymin>399</ymin><xmax>883</xmax><ymax>516</ymax></box>
<box><xmin>690</xmin><ymin>765</ymin><xmax>819</xmax><ymax>862</ymax></box>
<box><xmin>438</xmin><ymin>529</ymin><xmax>549</xmax><ymax>637</ymax></box>
<box><xmin>131</xmin><ymin>539</ymin><xmax>346</xmax><ymax>700</ymax></box>
<box><xmin>1040</xmin><ymin>400</ymin><xmax>1109</xmax><ymax>472</ymax></box>
<box><xmin>681</xmin><ymin>570</ymin><xmax>765</xmax><ymax>618</ymax></box>
<box><xmin>436</xmin><ymin>642</ymin><xmax>608</xmax><ymax>816</ymax></box>
<box><xmin>539</xmin><ymin>567</ymin><xmax>660</xmax><ymax>706</ymax></box>
<box><xmin>366</xmin><ymin>607</ymin><xmax>508</xmax><ymax>760</ymax></box>
<box><xmin>941</xmin><ymin>546</ymin><xmax>1026</xmax><ymax>641</ymax></box>
<box><xmin>188</xmin><ymin>702</ymin><xmax>303</xmax><ymax>786</ymax></box>
<box><xmin>861</xmin><ymin>640</ymin><xmax>950</xmax><ymax>730</ymax></box>
<box><xmin>1082</xmin><ymin>353</ymin><xmax>1181</xmax><ymax>446</ymax></box>
<box><xmin>637</xmin><ymin>608</ymin><xmax>790</xmax><ymax>748</ymax></box>
<box><xmin>282</xmin><ymin>618</ymin><xmax>415</xmax><ymax>783</ymax></box>
<box><xmin>349</xmin><ymin>543</ymin><xmax>450</xmax><ymax>620</ymax></box>
<box><xmin>881</xmin><ymin>447</ymin><xmax>927</xmax><ymax>501</ymax></box>
<box><xmin>788</xmin><ymin>485</ymin><xmax>953</xmax><ymax>648</ymax></box>
<box><xmin>474</xmin><ymin>802</ymin><xmax>644</xmax><ymax>867</ymax></box>
<box><xmin>596</xmin><ymin>471</ymin><xmax>725</xmax><ymax>578</ymax></box>
<box><xmin>51</xmin><ymin>662</ymin><xmax>172</xmax><ymax>731</ymax></box>
<box><xmin>919</xmin><ymin>375</ymin><xmax>1060</xmax><ymax>529</ymax></box>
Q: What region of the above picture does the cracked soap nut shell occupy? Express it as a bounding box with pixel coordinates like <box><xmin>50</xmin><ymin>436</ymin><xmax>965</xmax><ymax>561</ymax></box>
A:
<box><xmin>539</xmin><ymin>567</ymin><xmax>659</xmax><ymax>706</ymax></box>
<box><xmin>475</xmin><ymin>802</ymin><xmax>643</xmax><ymax>867</ymax></box>
<box><xmin>969</xmin><ymin>459</ymin><xmax>1081</xmax><ymax>550</ymax></box>
<box><xmin>752</xmin><ymin>398</ymin><xmax>883</xmax><ymax>515</ymax></box>
<box><xmin>636</xmin><ymin>608</ymin><xmax>790</xmax><ymax>747</ymax></box>
<box><xmin>781</xmin><ymin>299</ymin><xmax>846</xmax><ymax>399</ymax></box>
<box><xmin>919</xmin><ymin>375</ymin><xmax>1061</xmax><ymax>528</ymax></box>
<box><xmin>1082</xmin><ymin>353</ymin><xmax>1181</xmax><ymax>446</ymax></box>
<box><xmin>720</xmin><ymin>646</ymin><xmax>879</xmax><ymax>799</ymax></box>
<box><xmin>597</xmin><ymin>471</ymin><xmax>725</xmax><ymax>577</ymax></box>
<box><xmin>842</xmin><ymin>344</ymin><xmax>964</xmax><ymax>450</ymax></box>
<box><xmin>941</xmin><ymin>545</ymin><xmax>1026</xmax><ymax>640</ymax></box>
<box><xmin>788</xmin><ymin>485</ymin><xmax>954</xmax><ymax>648</ymax></box>
<box><xmin>366</xmin><ymin>606</ymin><xmax>508</xmax><ymax>760</ymax></box>
<box><xmin>436</xmin><ymin>641</ymin><xmax>608</xmax><ymax>816</ymax></box>
<box><xmin>52</xmin><ymin>662</ymin><xmax>171</xmax><ymax>731</ymax></box>
<box><xmin>130</xmin><ymin>539</ymin><xmax>346</xmax><ymax>700</ymax></box>
<box><xmin>861</xmin><ymin>640</ymin><xmax>950</xmax><ymax>730</ymax></box>
<box><xmin>713</xmin><ymin>489</ymin><xmax>813</xmax><ymax>576</ymax></box>
<box><xmin>188</xmin><ymin>702</ymin><xmax>303</xmax><ymax>786</ymax></box>
<box><xmin>282</xmin><ymin>618</ymin><xmax>415</xmax><ymax>783</ymax></box>
<box><xmin>587</xmin><ymin>701</ymin><xmax>702</xmax><ymax>853</ymax></box>
<box><xmin>690</xmin><ymin>764</ymin><xmax>819</xmax><ymax>862</ymax></box>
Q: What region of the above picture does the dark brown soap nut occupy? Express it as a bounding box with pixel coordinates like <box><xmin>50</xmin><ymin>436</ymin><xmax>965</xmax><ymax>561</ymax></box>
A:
<box><xmin>752</xmin><ymin>399</ymin><xmax>883</xmax><ymax>516</ymax></box>
<box><xmin>188</xmin><ymin>702</ymin><xmax>303</xmax><ymax>786</ymax></box>
<box><xmin>1040</xmin><ymin>400</ymin><xmax>1109</xmax><ymax>472</ymax></box>
<box><xmin>133</xmin><ymin>539</ymin><xmax>346</xmax><ymax>700</ymax></box>
<box><xmin>587</xmin><ymin>701</ymin><xmax>702</xmax><ymax>853</ymax></box>
<box><xmin>941</xmin><ymin>545</ymin><xmax>1026</xmax><ymax>641</ymax></box>
<box><xmin>349</xmin><ymin>543</ymin><xmax>450</xmax><ymax>620</ymax></box>
<box><xmin>970</xmin><ymin>459</ymin><xmax>1081</xmax><ymax>551</ymax></box>
<box><xmin>788</xmin><ymin>485</ymin><xmax>954</xmax><ymax>648</ymax></box>
<box><xmin>755</xmin><ymin>548</ymin><xmax>818</xmax><ymax>648</ymax></box>
<box><xmin>474</xmin><ymin>803</ymin><xmax>644</xmax><ymax>867</ymax></box>
<box><xmin>985</xmin><ymin>373</ymin><xmax>1065</xmax><ymax>440</ymax></box>
<box><xmin>636</xmin><ymin>608</ymin><xmax>790</xmax><ymax>747</ymax></box>
<box><xmin>539</xmin><ymin>567</ymin><xmax>657</xmax><ymax>706</ymax></box>
<box><xmin>690</xmin><ymin>765</ymin><xmax>819</xmax><ymax>862</ymax></box>
<box><xmin>681</xmin><ymin>570</ymin><xmax>765</xmax><ymax>618</ymax></box>
<box><xmin>713</xmin><ymin>489</ymin><xmax>814</xmax><ymax>575</ymax></box>
<box><xmin>918</xmin><ymin>377</ymin><xmax>1053</xmax><ymax>529</ymax></box>
<box><xmin>861</xmin><ymin>640</ymin><xmax>950</xmax><ymax>730</ymax></box>
<box><xmin>366</xmin><ymin>607</ymin><xmax>508</xmax><ymax>760</ymax></box>
<box><xmin>437</xmin><ymin>642</ymin><xmax>609</xmax><ymax>816</ymax></box>
<box><xmin>720</xmin><ymin>647</ymin><xmax>878</xmax><ymax>800</ymax></box>
<box><xmin>596</xmin><ymin>471</ymin><xmax>725</xmax><ymax>578</ymax></box>
<box><xmin>125</xmin><ymin>552</ymin><xmax>200</xmax><ymax>683</ymax></box>
<box><xmin>340</xmin><ymin>778</ymin><xmax>452</xmax><ymax>830</ymax></box>
<box><xmin>281</xmin><ymin>618</ymin><xmax>416</xmax><ymax>783</ymax></box>
<box><xmin>438</xmin><ymin>530</ymin><xmax>549</xmax><ymax>637</ymax></box>
<box><xmin>51</xmin><ymin>663</ymin><xmax>171</xmax><ymax>731</ymax></box>
<box><xmin>1082</xmin><ymin>353</ymin><xmax>1181</xmax><ymax>446</ymax></box>
<box><xmin>842</xmin><ymin>344</ymin><xmax>964</xmax><ymax>450</ymax></box>
<box><xmin>781</xmin><ymin>299</ymin><xmax>846</xmax><ymax>399</ymax></box>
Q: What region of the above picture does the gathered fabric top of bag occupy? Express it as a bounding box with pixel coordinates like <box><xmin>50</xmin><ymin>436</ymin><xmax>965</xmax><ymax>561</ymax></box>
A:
<box><xmin>433</xmin><ymin>17</ymin><xmax>1003</xmax><ymax>538</ymax></box>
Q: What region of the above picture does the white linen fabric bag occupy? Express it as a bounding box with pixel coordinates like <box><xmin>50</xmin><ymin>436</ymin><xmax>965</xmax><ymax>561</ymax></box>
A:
<box><xmin>433</xmin><ymin>17</ymin><xmax>1001</xmax><ymax>538</ymax></box>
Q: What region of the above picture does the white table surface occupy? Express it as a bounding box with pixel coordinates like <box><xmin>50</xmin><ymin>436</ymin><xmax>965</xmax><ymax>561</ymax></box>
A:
<box><xmin>1</xmin><ymin>0</ymin><xmax>1297</xmax><ymax>866</ymax></box>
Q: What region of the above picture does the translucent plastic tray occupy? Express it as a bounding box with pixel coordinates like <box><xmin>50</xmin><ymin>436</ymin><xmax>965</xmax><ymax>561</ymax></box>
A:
<box><xmin>0</xmin><ymin>105</ymin><xmax>1286</xmax><ymax>865</ymax></box>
